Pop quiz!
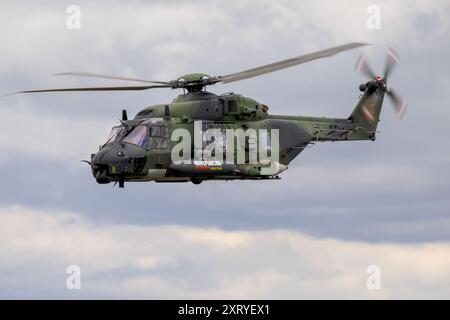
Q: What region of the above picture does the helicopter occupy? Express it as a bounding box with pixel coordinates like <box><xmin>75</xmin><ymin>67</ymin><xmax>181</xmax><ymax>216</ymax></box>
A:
<box><xmin>10</xmin><ymin>42</ymin><xmax>406</xmax><ymax>187</ymax></box>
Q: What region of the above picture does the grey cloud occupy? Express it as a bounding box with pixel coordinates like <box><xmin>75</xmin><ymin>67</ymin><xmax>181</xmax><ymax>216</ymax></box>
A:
<box><xmin>1</xmin><ymin>207</ymin><xmax>450</xmax><ymax>299</ymax></box>
<box><xmin>1</xmin><ymin>154</ymin><xmax>449</xmax><ymax>243</ymax></box>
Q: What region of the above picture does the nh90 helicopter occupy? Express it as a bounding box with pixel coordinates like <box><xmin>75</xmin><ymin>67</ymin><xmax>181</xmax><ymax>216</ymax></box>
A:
<box><xmin>11</xmin><ymin>43</ymin><xmax>405</xmax><ymax>187</ymax></box>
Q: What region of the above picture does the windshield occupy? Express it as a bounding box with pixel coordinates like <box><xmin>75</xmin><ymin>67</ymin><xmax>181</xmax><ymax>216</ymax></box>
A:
<box><xmin>122</xmin><ymin>125</ymin><xmax>149</xmax><ymax>149</ymax></box>
<box><xmin>104</xmin><ymin>126</ymin><xmax>125</xmax><ymax>145</ymax></box>
<box><xmin>109</xmin><ymin>127</ymin><xmax>124</xmax><ymax>140</ymax></box>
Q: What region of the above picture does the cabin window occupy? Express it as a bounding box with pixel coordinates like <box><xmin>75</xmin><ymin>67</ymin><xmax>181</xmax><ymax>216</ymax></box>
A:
<box><xmin>202</xmin><ymin>123</ymin><xmax>227</xmax><ymax>157</ymax></box>
<box><xmin>149</xmin><ymin>123</ymin><xmax>169</xmax><ymax>149</ymax></box>
<box><xmin>227</xmin><ymin>100</ymin><xmax>238</xmax><ymax>113</ymax></box>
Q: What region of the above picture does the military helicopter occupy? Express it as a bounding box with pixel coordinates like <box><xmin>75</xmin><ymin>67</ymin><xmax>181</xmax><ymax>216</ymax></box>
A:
<box><xmin>11</xmin><ymin>42</ymin><xmax>405</xmax><ymax>187</ymax></box>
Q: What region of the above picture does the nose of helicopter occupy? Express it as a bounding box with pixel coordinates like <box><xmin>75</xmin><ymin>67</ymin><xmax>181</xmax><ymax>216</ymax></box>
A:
<box><xmin>90</xmin><ymin>142</ymin><xmax>147</xmax><ymax>184</ymax></box>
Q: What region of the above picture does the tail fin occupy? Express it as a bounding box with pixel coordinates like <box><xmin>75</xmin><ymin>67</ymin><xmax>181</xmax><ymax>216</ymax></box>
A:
<box><xmin>348</xmin><ymin>81</ymin><xmax>386</xmax><ymax>140</ymax></box>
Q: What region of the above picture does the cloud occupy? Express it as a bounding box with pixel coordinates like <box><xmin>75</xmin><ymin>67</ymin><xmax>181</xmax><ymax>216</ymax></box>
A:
<box><xmin>1</xmin><ymin>206</ymin><xmax>450</xmax><ymax>299</ymax></box>
<box><xmin>0</xmin><ymin>103</ymin><xmax>111</xmax><ymax>164</ymax></box>
<box><xmin>1</xmin><ymin>153</ymin><xmax>450</xmax><ymax>244</ymax></box>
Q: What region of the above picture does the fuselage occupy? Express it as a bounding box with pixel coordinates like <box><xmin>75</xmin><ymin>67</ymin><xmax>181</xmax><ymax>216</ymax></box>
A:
<box><xmin>90</xmin><ymin>85</ymin><xmax>385</xmax><ymax>186</ymax></box>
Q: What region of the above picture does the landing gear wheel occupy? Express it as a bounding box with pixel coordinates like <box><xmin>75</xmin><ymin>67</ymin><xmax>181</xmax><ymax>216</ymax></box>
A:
<box><xmin>191</xmin><ymin>179</ymin><xmax>203</xmax><ymax>185</ymax></box>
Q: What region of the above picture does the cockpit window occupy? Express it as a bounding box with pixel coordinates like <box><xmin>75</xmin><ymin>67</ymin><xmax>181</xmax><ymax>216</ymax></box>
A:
<box><xmin>122</xmin><ymin>125</ymin><xmax>149</xmax><ymax>149</ymax></box>
<box><xmin>104</xmin><ymin>126</ymin><xmax>125</xmax><ymax>145</ymax></box>
<box><xmin>109</xmin><ymin>127</ymin><xmax>124</xmax><ymax>140</ymax></box>
<box><xmin>104</xmin><ymin>121</ymin><xmax>169</xmax><ymax>150</ymax></box>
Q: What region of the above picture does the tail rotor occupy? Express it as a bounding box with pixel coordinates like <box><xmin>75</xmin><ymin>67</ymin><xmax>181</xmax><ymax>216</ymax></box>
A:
<box><xmin>355</xmin><ymin>48</ymin><xmax>407</xmax><ymax>119</ymax></box>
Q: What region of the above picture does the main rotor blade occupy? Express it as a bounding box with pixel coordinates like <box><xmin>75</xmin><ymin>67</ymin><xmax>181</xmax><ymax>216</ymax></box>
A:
<box><xmin>387</xmin><ymin>89</ymin><xmax>407</xmax><ymax>119</ymax></box>
<box><xmin>216</xmin><ymin>42</ymin><xmax>370</xmax><ymax>84</ymax></box>
<box><xmin>54</xmin><ymin>71</ymin><xmax>170</xmax><ymax>85</ymax></box>
<box><xmin>12</xmin><ymin>84</ymin><xmax>172</xmax><ymax>94</ymax></box>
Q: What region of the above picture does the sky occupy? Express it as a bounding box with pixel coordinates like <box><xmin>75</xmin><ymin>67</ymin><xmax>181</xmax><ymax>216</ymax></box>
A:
<box><xmin>0</xmin><ymin>0</ymin><xmax>450</xmax><ymax>299</ymax></box>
